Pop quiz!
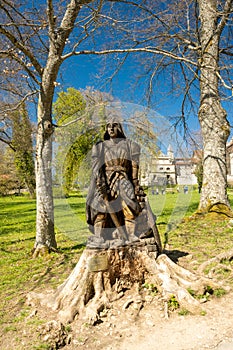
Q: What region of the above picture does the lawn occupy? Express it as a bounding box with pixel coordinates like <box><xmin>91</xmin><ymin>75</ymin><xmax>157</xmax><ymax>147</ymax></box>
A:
<box><xmin>0</xmin><ymin>188</ymin><xmax>233</xmax><ymax>349</ymax></box>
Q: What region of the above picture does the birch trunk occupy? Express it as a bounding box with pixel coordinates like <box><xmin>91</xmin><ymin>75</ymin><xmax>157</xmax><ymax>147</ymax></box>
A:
<box><xmin>33</xmin><ymin>49</ymin><xmax>64</xmax><ymax>255</ymax></box>
<box><xmin>33</xmin><ymin>0</ymin><xmax>92</xmax><ymax>255</ymax></box>
<box><xmin>34</xmin><ymin>92</ymin><xmax>56</xmax><ymax>254</ymax></box>
<box><xmin>198</xmin><ymin>0</ymin><xmax>231</xmax><ymax>212</ymax></box>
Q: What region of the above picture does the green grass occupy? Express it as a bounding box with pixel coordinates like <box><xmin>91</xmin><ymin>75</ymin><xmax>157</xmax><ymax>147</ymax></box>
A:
<box><xmin>148</xmin><ymin>188</ymin><xmax>200</xmax><ymax>235</ymax></box>
<box><xmin>0</xmin><ymin>193</ymin><xmax>88</xmax><ymax>349</ymax></box>
<box><xmin>0</xmin><ymin>189</ymin><xmax>233</xmax><ymax>348</ymax></box>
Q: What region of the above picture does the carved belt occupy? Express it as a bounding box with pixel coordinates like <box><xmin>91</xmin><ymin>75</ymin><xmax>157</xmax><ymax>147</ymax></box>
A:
<box><xmin>105</xmin><ymin>166</ymin><xmax>128</xmax><ymax>172</ymax></box>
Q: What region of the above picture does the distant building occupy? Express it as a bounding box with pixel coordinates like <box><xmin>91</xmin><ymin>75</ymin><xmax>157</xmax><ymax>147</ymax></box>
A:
<box><xmin>175</xmin><ymin>157</ymin><xmax>197</xmax><ymax>185</ymax></box>
<box><xmin>145</xmin><ymin>145</ymin><xmax>176</xmax><ymax>187</ymax></box>
<box><xmin>140</xmin><ymin>145</ymin><xmax>199</xmax><ymax>187</ymax></box>
<box><xmin>140</xmin><ymin>140</ymin><xmax>233</xmax><ymax>188</ymax></box>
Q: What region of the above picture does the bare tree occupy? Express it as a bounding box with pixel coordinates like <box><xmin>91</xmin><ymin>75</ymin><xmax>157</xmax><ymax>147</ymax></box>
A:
<box><xmin>0</xmin><ymin>0</ymin><xmax>105</xmax><ymax>255</ymax></box>
<box><xmin>0</xmin><ymin>0</ymin><xmax>153</xmax><ymax>254</ymax></box>
<box><xmin>127</xmin><ymin>0</ymin><xmax>233</xmax><ymax>213</ymax></box>
<box><xmin>197</xmin><ymin>0</ymin><xmax>232</xmax><ymax>211</ymax></box>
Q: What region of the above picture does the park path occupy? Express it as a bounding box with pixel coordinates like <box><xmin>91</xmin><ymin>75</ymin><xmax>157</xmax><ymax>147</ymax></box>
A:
<box><xmin>61</xmin><ymin>290</ymin><xmax>233</xmax><ymax>350</ymax></box>
<box><xmin>107</xmin><ymin>291</ymin><xmax>233</xmax><ymax>350</ymax></box>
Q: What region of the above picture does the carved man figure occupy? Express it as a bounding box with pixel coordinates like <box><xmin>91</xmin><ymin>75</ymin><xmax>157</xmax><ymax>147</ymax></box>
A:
<box><xmin>86</xmin><ymin>118</ymin><xmax>143</xmax><ymax>247</ymax></box>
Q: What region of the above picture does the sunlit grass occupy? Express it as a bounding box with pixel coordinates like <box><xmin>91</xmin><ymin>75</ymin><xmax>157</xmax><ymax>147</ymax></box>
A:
<box><xmin>0</xmin><ymin>194</ymin><xmax>85</xmax><ymax>329</ymax></box>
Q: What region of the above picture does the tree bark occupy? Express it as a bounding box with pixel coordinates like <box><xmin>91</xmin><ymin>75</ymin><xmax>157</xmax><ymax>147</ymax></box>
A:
<box><xmin>33</xmin><ymin>48</ymin><xmax>63</xmax><ymax>255</ymax></box>
<box><xmin>33</xmin><ymin>92</ymin><xmax>57</xmax><ymax>256</ymax></box>
<box><xmin>198</xmin><ymin>0</ymin><xmax>231</xmax><ymax>212</ymax></box>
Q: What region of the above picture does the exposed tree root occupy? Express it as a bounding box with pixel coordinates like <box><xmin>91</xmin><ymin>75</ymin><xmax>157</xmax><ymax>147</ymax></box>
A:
<box><xmin>31</xmin><ymin>246</ymin><xmax>50</xmax><ymax>258</ymax></box>
<box><xmin>208</xmin><ymin>203</ymin><xmax>233</xmax><ymax>218</ymax></box>
<box><xmin>27</xmin><ymin>246</ymin><xmax>223</xmax><ymax>325</ymax></box>
<box><xmin>31</xmin><ymin>245</ymin><xmax>57</xmax><ymax>258</ymax></box>
<box><xmin>198</xmin><ymin>247</ymin><xmax>233</xmax><ymax>278</ymax></box>
<box><xmin>142</xmin><ymin>253</ymin><xmax>219</xmax><ymax>313</ymax></box>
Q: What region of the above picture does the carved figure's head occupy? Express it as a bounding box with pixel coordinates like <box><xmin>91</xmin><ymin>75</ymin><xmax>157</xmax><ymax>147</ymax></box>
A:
<box><xmin>104</xmin><ymin>116</ymin><xmax>126</xmax><ymax>140</ymax></box>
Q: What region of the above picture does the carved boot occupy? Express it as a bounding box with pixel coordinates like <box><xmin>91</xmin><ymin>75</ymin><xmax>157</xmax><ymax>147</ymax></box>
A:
<box><xmin>125</xmin><ymin>220</ymin><xmax>139</xmax><ymax>244</ymax></box>
<box><xmin>87</xmin><ymin>221</ymin><xmax>109</xmax><ymax>249</ymax></box>
<box><xmin>94</xmin><ymin>220</ymin><xmax>104</xmax><ymax>239</ymax></box>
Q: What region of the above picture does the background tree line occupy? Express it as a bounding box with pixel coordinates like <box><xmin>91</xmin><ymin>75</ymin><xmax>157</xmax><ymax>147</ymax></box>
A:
<box><xmin>0</xmin><ymin>102</ymin><xmax>35</xmax><ymax>197</ymax></box>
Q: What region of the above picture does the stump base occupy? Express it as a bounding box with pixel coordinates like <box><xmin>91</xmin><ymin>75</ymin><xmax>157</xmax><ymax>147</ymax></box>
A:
<box><xmin>27</xmin><ymin>245</ymin><xmax>221</xmax><ymax>324</ymax></box>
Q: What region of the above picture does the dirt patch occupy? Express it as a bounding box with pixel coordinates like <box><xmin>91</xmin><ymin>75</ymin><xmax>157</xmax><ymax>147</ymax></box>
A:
<box><xmin>63</xmin><ymin>290</ymin><xmax>233</xmax><ymax>350</ymax></box>
<box><xmin>1</xmin><ymin>290</ymin><xmax>233</xmax><ymax>350</ymax></box>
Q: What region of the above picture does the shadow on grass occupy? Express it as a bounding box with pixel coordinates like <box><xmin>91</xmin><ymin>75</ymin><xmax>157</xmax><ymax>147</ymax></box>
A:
<box><xmin>57</xmin><ymin>202</ymin><xmax>85</xmax><ymax>212</ymax></box>
<box><xmin>164</xmin><ymin>249</ymin><xmax>189</xmax><ymax>263</ymax></box>
<box><xmin>186</xmin><ymin>201</ymin><xmax>199</xmax><ymax>214</ymax></box>
<box><xmin>0</xmin><ymin>223</ymin><xmax>35</xmax><ymax>236</ymax></box>
<box><xmin>0</xmin><ymin>200</ymin><xmax>36</xmax><ymax>208</ymax></box>
<box><xmin>61</xmin><ymin>242</ymin><xmax>86</xmax><ymax>251</ymax></box>
<box><xmin>29</xmin><ymin>244</ymin><xmax>86</xmax><ymax>292</ymax></box>
<box><xmin>0</xmin><ymin>235</ymin><xmax>34</xmax><ymax>246</ymax></box>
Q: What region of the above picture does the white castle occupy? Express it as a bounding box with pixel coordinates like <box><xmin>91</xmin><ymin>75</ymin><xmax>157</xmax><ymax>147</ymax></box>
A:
<box><xmin>140</xmin><ymin>141</ymin><xmax>233</xmax><ymax>188</ymax></box>
<box><xmin>139</xmin><ymin>145</ymin><xmax>200</xmax><ymax>187</ymax></box>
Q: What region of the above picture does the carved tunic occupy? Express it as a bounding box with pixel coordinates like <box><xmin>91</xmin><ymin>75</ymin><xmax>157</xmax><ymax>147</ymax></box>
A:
<box><xmin>86</xmin><ymin>138</ymin><xmax>140</xmax><ymax>229</ymax></box>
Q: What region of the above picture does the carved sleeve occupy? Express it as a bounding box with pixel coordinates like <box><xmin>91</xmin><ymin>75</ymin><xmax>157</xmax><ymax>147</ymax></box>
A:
<box><xmin>92</xmin><ymin>142</ymin><xmax>108</xmax><ymax>196</ymax></box>
<box><xmin>130</xmin><ymin>141</ymin><xmax>140</xmax><ymax>184</ymax></box>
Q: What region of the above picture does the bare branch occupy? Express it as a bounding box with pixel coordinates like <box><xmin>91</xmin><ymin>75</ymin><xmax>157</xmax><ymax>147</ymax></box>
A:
<box><xmin>216</xmin><ymin>71</ymin><xmax>233</xmax><ymax>92</ymax></box>
<box><xmin>217</xmin><ymin>0</ymin><xmax>233</xmax><ymax>35</ymax></box>
<box><xmin>47</xmin><ymin>0</ymin><xmax>56</xmax><ymax>36</ymax></box>
<box><xmin>3</xmin><ymin>50</ymin><xmax>40</xmax><ymax>84</ymax></box>
<box><xmin>0</xmin><ymin>26</ymin><xmax>43</xmax><ymax>76</ymax></box>
<box><xmin>0</xmin><ymin>91</ymin><xmax>38</xmax><ymax>116</ymax></box>
<box><xmin>221</xmin><ymin>48</ymin><xmax>233</xmax><ymax>56</ymax></box>
<box><xmin>0</xmin><ymin>136</ymin><xmax>16</xmax><ymax>151</ymax></box>
<box><xmin>63</xmin><ymin>47</ymin><xmax>197</xmax><ymax>66</ymax></box>
<box><xmin>0</xmin><ymin>1</ymin><xmax>24</xmax><ymax>42</ymax></box>
<box><xmin>54</xmin><ymin>115</ymin><xmax>83</xmax><ymax>128</ymax></box>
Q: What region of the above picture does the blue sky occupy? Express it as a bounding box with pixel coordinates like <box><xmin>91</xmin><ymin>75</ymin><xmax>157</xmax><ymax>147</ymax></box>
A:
<box><xmin>54</xmin><ymin>47</ymin><xmax>233</xmax><ymax>150</ymax></box>
<box><xmin>52</xmin><ymin>54</ymin><xmax>202</xmax><ymax>160</ymax></box>
<box><xmin>58</xmin><ymin>54</ymin><xmax>201</xmax><ymax>131</ymax></box>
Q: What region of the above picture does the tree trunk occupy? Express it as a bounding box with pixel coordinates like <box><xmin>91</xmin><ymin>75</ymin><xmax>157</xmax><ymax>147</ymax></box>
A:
<box><xmin>27</xmin><ymin>246</ymin><xmax>220</xmax><ymax>325</ymax></box>
<box><xmin>32</xmin><ymin>0</ymin><xmax>92</xmax><ymax>256</ymax></box>
<box><xmin>198</xmin><ymin>0</ymin><xmax>231</xmax><ymax>212</ymax></box>
<box><xmin>33</xmin><ymin>92</ymin><xmax>57</xmax><ymax>256</ymax></box>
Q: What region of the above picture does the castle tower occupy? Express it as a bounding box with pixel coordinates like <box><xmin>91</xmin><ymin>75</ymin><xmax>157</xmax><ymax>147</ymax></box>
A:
<box><xmin>167</xmin><ymin>144</ymin><xmax>174</xmax><ymax>160</ymax></box>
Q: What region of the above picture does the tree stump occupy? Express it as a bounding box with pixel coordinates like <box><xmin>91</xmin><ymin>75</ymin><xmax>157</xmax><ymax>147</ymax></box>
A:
<box><xmin>27</xmin><ymin>244</ymin><xmax>221</xmax><ymax>325</ymax></box>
